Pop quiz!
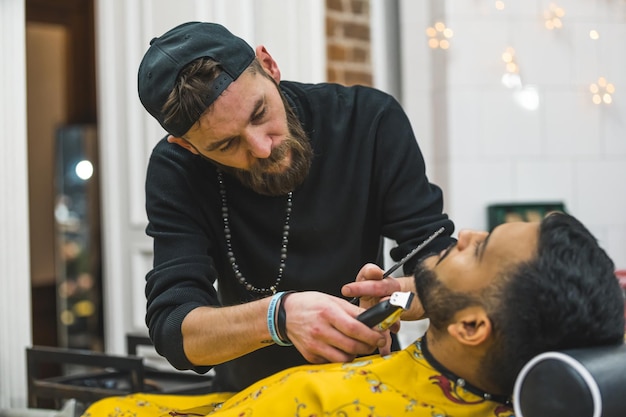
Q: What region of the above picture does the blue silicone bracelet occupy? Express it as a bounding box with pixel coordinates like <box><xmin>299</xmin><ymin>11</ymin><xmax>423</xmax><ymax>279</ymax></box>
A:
<box><xmin>267</xmin><ymin>292</ymin><xmax>292</xmax><ymax>346</ymax></box>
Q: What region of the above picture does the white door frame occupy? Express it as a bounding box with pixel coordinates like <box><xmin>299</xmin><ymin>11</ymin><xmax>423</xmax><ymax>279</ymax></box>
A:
<box><xmin>0</xmin><ymin>0</ymin><xmax>32</xmax><ymax>409</ymax></box>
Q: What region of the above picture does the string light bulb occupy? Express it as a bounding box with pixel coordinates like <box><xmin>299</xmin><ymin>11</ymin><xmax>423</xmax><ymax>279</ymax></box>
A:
<box><xmin>502</xmin><ymin>47</ymin><xmax>518</xmax><ymax>74</ymax></box>
<box><xmin>499</xmin><ymin>47</ymin><xmax>539</xmax><ymax>110</ymax></box>
<box><xmin>544</xmin><ymin>3</ymin><xmax>565</xmax><ymax>30</ymax></box>
<box><xmin>590</xmin><ymin>77</ymin><xmax>615</xmax><ymax>105</ymax></box>
<box><xmin>501</xmin><ymin>47</ymin><xmax>522</xmax><ymax>89</ymax></box>
<box><xmin>495</xmin><ymin>1</ymin><xmax>505</xmax><ymax>10</ymax></box>
<box><xmin>426</xmin><ymin>22</ymin><xmax>454</xmax><ymax>49</ymax></box>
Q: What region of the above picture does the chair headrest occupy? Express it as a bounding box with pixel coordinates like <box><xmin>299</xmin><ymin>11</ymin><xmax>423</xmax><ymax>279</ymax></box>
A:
<box><xmin>513</xmin><ymin>343</ymin><xmax>626</xmax><ymax>417</ymax></box>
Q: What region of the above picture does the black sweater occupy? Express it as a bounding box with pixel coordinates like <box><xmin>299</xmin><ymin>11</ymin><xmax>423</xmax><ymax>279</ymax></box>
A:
<box><xmin>144</xmin><ymin>80</ymin><xmax>455</xmax><ymax>391</ymax></box>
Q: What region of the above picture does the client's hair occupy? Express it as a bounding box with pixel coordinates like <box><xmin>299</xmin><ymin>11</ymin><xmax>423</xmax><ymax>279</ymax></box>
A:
<box><xmin>483</xmin><ymin>212</ymin><xmax>625</xmax><ymax>394</ymax></box>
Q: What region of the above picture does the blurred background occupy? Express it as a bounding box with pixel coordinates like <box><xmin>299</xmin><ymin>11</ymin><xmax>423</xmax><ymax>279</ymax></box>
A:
<box><xmin>2</xmin><ymin>0</ymin><xmax>625</xmax><ymax>408</ymax></box>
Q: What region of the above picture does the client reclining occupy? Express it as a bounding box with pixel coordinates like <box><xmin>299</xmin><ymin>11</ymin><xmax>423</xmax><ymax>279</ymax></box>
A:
<box><xmin>83</xmin><ymin>212</ymin><xmax>625</xmax><ymax>416</ymax></box>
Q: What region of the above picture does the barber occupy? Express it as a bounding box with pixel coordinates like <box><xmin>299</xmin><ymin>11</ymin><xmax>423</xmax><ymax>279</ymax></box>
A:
<box><xmin>138</xmin><ymin>21</ymin><xmax>455</xmax><ymax>392</ymax></box>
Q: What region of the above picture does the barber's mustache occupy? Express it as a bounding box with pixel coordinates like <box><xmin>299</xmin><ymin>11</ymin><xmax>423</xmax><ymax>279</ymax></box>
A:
<box><xmin>251</xmin><ymin>139</ymin><xmax>291</xmax><ymax>171</ymax></box>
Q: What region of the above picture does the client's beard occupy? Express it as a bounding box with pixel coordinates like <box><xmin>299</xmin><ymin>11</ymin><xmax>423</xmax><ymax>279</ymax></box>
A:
<box><xmin>217</xmin><ymin>94</ymin><xmax>313</xmax><ymax>196</ymax></box>
<box><xmin>415</xmin><ymin>262</ymin><xmax>510</xmax><ymax>394</ymax></box>
<box><xmin>414</xmin><ymin>263</ymin><xmax>477</xmax><ymax>331</ymax></box>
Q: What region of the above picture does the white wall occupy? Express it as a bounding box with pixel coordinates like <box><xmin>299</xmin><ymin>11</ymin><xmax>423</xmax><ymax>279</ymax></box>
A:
<box><xmin>399</xmin><ymin>0</ymin><xmax>626</xmax><ymax>269</ymax></box>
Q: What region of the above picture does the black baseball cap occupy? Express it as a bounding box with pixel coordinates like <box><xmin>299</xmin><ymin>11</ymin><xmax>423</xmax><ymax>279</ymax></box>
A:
<box><xmin>137</xmin><ymin>21</ymin><xmax>255</xmax><ymax>137</ymax></box>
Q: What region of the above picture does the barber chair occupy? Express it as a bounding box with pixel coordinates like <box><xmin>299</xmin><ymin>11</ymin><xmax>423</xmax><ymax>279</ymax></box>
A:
<box><xmin>0</xmin><ymin>399</ymin><xmax>77</xmax><ymax>417</ymax></box>
<box><xmin>25</xmin><ymin>334</ymin><xmax>213</xmax><ymax>411</ymax></box>
<box><xmin>514</xmin><ymin>342</ymin><xmax>626</xmax><ymax>417</ymax></box>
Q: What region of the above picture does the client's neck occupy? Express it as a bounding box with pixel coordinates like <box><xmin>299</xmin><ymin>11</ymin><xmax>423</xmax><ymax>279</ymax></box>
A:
<box><xmin>425</xmin><ymin>331</ymin><xmax>505</xmax><ymax>398</ymax></box>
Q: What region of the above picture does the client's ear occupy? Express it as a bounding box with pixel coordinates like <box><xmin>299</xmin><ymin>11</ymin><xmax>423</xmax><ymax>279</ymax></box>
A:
<box><xmin>168</xmin><ymin>135</ymin><xmax>199</xmax><ymax>154</ymax></box>
<box><xmin>447</xmin><ymin>306</ymin><xmax>492</xmax><ymax>346</ymax></box>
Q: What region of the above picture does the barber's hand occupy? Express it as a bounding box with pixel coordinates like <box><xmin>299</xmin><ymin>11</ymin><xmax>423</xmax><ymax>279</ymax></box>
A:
<box><xmin>341</xmin><ymin>263</ymin><xmax>425</xmax><ymax>321</ymax></box>
<box><xmin>281</xmin><ymin>291</ymin><xmax>390</xmax><ymax>364</ymax></box>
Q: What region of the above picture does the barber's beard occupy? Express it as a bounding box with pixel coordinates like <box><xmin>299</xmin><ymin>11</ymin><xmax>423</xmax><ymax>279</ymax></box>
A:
<box><xmin>414</xmin><ymin>263</ymin><xmax>477</xmax><ymax>332</ymax></box>
<box><xmin>218</xmin><ymin>99</ymin><xmax>313</xmax><ymax>196</ymax></box>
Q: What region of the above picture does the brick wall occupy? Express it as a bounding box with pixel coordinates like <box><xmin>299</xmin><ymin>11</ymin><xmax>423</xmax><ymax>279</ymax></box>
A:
<box><xmin>326</xmin><ymin>0</ymin><xmax>372</xmax><ymax>86</ymax></box>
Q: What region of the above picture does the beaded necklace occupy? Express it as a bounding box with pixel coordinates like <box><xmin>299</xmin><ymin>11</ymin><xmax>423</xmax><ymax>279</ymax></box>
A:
<box><xmin>217</xmin><ymin>171</ymin><xmax>292</xmax><ymax>295</ymax></box>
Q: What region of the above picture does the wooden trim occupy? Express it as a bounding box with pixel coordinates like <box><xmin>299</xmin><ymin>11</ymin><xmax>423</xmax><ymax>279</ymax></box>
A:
<box><xmin>26</xmin><ymin>0</ymin><xmax>97</xmax><ymax>123</ymax></box>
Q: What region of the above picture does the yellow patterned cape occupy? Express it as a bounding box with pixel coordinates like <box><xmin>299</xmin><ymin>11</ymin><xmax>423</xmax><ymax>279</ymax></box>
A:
<box><xmin>83</xmin><ymin>338</ymin><xmax>514</xmax><ymax>417</ymax></box>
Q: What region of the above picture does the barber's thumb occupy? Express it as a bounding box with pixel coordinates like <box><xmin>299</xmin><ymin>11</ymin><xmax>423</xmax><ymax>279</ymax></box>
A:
<box><xmin>376</xmin><ymin>330</ymin><xmax>392</xmax><ymax>354</ymax></box>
